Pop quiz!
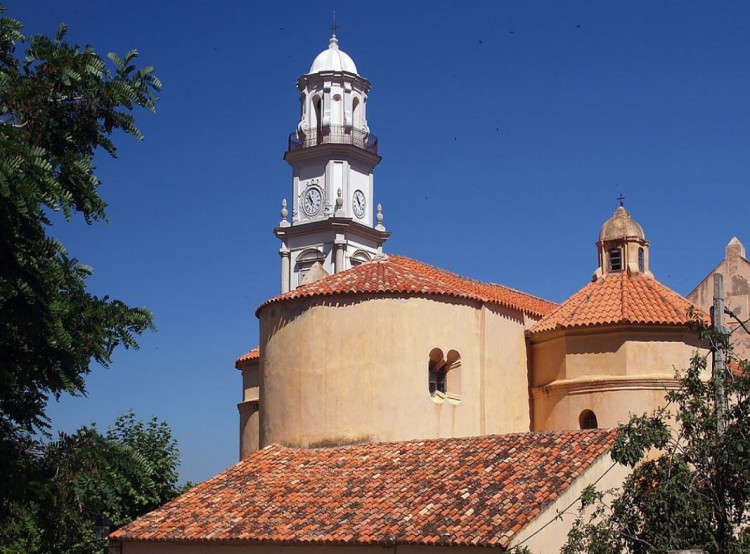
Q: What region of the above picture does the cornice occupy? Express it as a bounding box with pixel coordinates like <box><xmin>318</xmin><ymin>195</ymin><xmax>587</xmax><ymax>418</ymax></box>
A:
<box><xmin>284</xmin><ymin>142</ymin><xmax>381</xmax><ymax>166</ymax></box>
<box><xmin>528</xmin><ymin>322</ymin><xmax>696</xmax><ymax>344</ymax></box>
<box><xmin>297</xmin><ymin>70</ymin><xmax>371</xmax><ymax>92</ymax></box>
<box><xmin>274</xmin><ymin>218</ymin><xmax>390</xmax><ymax>243</ymax></box>
<box><xmin>531</xmin><ymin>374</ymin><xmax>680</xmax><ymax>397</ymax></box>
<box><xmin>237</xmin><ymin>400</ymin><xmax>260</xmax><ymax>413</ymax></box>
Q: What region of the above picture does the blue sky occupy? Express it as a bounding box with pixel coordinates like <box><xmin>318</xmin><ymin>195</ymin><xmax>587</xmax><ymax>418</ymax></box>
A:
<box><xmin>7</xmin><ymin>1</ymin><xmax>750</xmax><ymax>483</ymax></box>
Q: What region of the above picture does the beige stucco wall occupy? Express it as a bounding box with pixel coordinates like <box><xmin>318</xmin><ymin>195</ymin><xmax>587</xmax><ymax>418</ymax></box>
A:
<box><xmin>688</xmin><ymin>246</ymin><xmax>750</xmax><ymax>361</ymax></box>
<box><xmin>509</xmin><ymin>451</ymin><xmax>630</xmax><ymax>553</ymax></box>
<box><xmin>238</xmin><ymin>361</ymin><xmax>260</xmax><ymax>459</ymax></box>
<box><xmin>242</xmin><ymin>362</ymin><xmax>260</xmax><ymax>401</ymax></box>
<box><xmin>255</xmin><ymin>295</ymin><xmax>531</xmax><ymax>450</ymax></box>
<box><xmin>238</xmin><ymin>400</ymin><xmax>259</xmax><ymax>459</ymax></box>
<box><xmin>530</xmin><ymin>326</ymin><xmax>705</xmax><ymax>430</ymax></box>
<box><xmin>481</xmin><ymin>304</ymin><xmax>536</xmax><ymax>434</ymax></box>
<box><xmin>533</xmin><ymin>386</ymin><xmax>676</xmax><ymax>431</ymax></box>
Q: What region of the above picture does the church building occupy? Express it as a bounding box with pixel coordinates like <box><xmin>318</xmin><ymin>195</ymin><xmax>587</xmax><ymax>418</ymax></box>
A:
<box><xmin>111</xmin><ymin>34</ymin><xmax>711</xmax><ymax>553</ymax></box>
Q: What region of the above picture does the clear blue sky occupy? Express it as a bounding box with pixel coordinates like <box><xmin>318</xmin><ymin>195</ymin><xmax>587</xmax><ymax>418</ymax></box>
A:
<box><xmin>7</xmin><ymin>1</ymin><xmax>750</xmax><ymax>483</ymax></box>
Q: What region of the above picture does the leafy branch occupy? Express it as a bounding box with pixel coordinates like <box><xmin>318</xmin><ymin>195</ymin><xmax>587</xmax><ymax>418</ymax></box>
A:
<box><xmin>562</xmin><ymin>317</ymin><xmax>750</xmax><ymax>553</ymax></box>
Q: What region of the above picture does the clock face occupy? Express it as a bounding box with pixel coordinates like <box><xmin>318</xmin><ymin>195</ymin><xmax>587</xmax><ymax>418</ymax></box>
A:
<box><xmin>352</xmin><ymin>190</ymin><xmax>366</xmax><ymax>219</ymax></box>
<box><xmin>302</xmin><ymin>187</ymin><xmax>322</xmax><ymax>216</ymax></box>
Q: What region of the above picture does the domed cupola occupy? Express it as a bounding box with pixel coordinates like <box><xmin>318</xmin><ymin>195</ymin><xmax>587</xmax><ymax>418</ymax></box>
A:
<box><xmin>309</xmin><ymin>35</ymin><xmax>358</xmax><ymax>74</ymax></box>
<box><xmin>598</xmin><ymin>205</ymin><xmax>645</xmax><ymax>243</ymax></box>
<box><xmin>594</xmin><ymin>204</ymin><xmax>652</xmax><ymax>279</ymax></box>
<box><xmin>292</xmin><ymin>33</ymin><xmax>373</xmax><ymax>147</ymax></box>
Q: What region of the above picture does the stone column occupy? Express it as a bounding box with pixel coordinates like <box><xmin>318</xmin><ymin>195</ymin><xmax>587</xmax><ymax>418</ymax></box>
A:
<box><xmin>279</xmin><ymin>246</ymin><xmax>290</xmax><ymax>293</ymax></box>
<box><xmin>334</xmin><ymin>238</ymin><xmax>346</xmax><ymax>273</ymax></box>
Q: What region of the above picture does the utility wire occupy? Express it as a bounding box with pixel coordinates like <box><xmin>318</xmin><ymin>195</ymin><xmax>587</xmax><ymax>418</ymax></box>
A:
<box><xmin>725</xmin><ymin>307</ymin><xmax>750</xmax><ymax>337</ymax></box>
<box><xmin>509</xmin><ymin>459</ymin><xmax>619</xmax><ymax>551</ymax></box>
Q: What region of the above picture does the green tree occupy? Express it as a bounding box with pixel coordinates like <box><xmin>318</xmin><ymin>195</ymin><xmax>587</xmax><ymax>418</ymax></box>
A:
<box><xmin>562</xmin><ymin>327</ymin><xmax>750</xmax><ymax>553</ymax></box>
<box><xmin>0</xmin><ymin>5</ymin><xmax>159</xmax><ymax>516</ymax></box>
<box><xmin>0</xmin><ymin>412</ymin><xmax>183</xmax><ymax>554</ymax></box>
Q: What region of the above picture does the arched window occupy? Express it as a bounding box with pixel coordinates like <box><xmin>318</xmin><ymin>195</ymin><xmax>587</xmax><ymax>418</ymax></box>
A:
<box><xmin>428</xmin><ymin>348</ymin><xmax>461</xmax><ymax>402</ymax></box>
<box><xmin>579</xmin><ymin>409</ymin><xmax>598</xmax><ymax>430</ymax></box>
<box><xmin>313</xmin><ymin>96</ymin><xmax>322</xmax><ymax>143</ymax></box>
<box><xmin>608</xmin><ymin>248</ymin><xmax>622</xmax><ymax>272</ymax></box>
<box><xmin>428</xmin><ymin>348</ymin><xmax>446</xmax><ymax>396</ymax></box>
<box><xmin>352</xmin><ymin>96</ymin><xmax>360</xmax><ymax>129</ymax></box>
<box><xmin>445</xmin><ymin>350</ymin><xmax>462</xmax><ymax>400</ymax></box>
<box><xmin>638</xmin><ymin>247</ymin><xmax>645</xmax><ymax>272</ymax></box>
<box><xmin>295</xmin><ymin>249</ymin><xmax>325</xmax><ymax>286</ymax></box>
<box><xmin>350</xmin><ymin>250</ymin><xmax>371</xmax><ymax>267</ymax></box>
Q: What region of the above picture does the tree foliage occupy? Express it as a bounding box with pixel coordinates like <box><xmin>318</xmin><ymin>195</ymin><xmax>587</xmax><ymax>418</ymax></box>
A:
<box><xmin>0</xmin><ymin>4</ymin><xmax>159</xmax><ymax>515</ymax></box>
<box><xmin>0</xmin><ymin>411</ymin><xmax>183</xmax><ymax>554</ymax></box>
<box><xmin>562</xmin><ymin>326</ymin><xmax>750</xmax><ymax>553</ymax></box>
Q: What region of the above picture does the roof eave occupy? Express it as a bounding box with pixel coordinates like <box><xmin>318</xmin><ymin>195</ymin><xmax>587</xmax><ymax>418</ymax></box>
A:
<box><xmin>528</xmin><ymin>320</ymin><xmax>702</xmax><ymax>342</ymax></box>
<box><xmin>256</xmin><ymin>289</ymin><xmax>553</xmax><ymax>320</ymax></box>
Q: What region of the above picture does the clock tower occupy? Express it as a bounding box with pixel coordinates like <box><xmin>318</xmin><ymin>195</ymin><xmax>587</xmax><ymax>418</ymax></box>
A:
<box><xmin>275</xmin><ymin>33</ymin><xmax>390</xmax><ymax>292</ymax></box>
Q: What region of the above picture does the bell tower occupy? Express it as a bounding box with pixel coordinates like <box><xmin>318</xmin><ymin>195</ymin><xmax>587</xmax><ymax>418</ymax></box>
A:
<box><xmin>594</xmin><ymin>203</ymin><xmax>653</xmax><ymax>280</ymax></box>
<box><xmin>275</xmin><ymin>33</ymin><xmax>390</xmax><ymax>293</ymax></box>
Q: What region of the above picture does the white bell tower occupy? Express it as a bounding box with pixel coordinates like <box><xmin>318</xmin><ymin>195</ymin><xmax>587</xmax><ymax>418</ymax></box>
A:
<box><xmin>275</xmin><ymin>33</ymin><xmax>390</xmax><ymax>292</ymax></box>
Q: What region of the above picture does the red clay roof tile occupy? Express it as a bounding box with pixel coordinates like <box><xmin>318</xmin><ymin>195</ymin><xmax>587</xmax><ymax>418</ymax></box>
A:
<box><xmin>234</xmin><ymin>347</ymin><xmax>259</xmax><ymax>369</ymax></box>
<box><xmin>257</xmin><ymin>255</ymin><xmax>556</xmax><ymax>319</ymax></box>
<box><xmin>530</xmin><ymin>272</ymin><xmax>706</xmax><ymax>334</ymax></box>
<box><xmin>112</xmin><ymin>430</ymin><xmax>615</xmax><ymax>548</ymax></box>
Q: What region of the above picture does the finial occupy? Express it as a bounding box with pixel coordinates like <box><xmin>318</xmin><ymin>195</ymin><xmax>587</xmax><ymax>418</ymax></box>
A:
<box><xmin>376</xmin><ymin>203</ymin><xmax>385</xmax><ymax>231</ymax></box>
<box><xmin>280</xmin><ymin>199</ymin><xmax>290</xmax><ymax>227</ymax></box>
<box><xmin>328</xmin><ymin>11</ymin><xmax>339</xmax><ymax>48</ymax></box>
<box><xmin>334</xmin><ymin>187</ymin><xmax>344</xmax><ymax>217</ymax></box>
<box><xmin>617</xmin><ymin>193</ymin><xmax>625</xmax><ymax>207</ymax></box>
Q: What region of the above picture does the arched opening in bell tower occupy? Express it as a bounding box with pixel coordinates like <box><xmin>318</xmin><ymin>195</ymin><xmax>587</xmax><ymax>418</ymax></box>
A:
<box><xmin>352</xmin><ymin>97</ymin><xmax>360</xmax><ymax>130</ymax></box>
<box><xmin>312</xmin><ymin>96</ymin><xmax>322</xmax><ymax>144</ymax></box>
<box><xmin>638</xmin><ymin>247</ymin><xmax>645</xmax><ymax>272</ymax></box>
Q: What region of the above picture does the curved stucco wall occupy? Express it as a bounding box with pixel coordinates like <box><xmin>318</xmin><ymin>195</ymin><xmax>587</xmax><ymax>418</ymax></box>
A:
<box><xmin>238</xmin><ymin>400</ymin><xmax>259</xmax><ymax>459</ymax></box>
<box><xmin>530</xmin><ymin>327</ymin><xmax>706</xmax><ymax>431</ymax></box>
<box><xmin>238</xmin><ymin>361</ymin><xmax>260</xmax><ymax>459</ymax></box>
<box><xmin>256</xmin><ymin>294</ymin><xmax>531</xmax><ymax>450</ymax></box>
<box><xmin>533</xmin><ymin>387</ymin><xmax>675</xmax><ymax>431</ymax></box>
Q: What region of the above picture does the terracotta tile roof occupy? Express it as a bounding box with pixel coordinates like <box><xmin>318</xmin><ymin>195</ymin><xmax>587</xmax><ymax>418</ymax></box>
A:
<box><xmin>530</xmin><ymin>272</ymin><xmax>706</xmax><ymax>334</ymax></box>
<box><xmin>257</xmin><ymin>255</ymin><xmax>557</xmax><ymax>319</ymax></box>
<box><xmin>234</xmin><ymin>347</ymin><xmax>259</xmax><ymax>369</ymax></box>
<box><xmin>112</xmin><ymin>430</ymin><xmax>615</xmax><ymax>549</ymax></box>
<box><xmin>728</xmin><ymin>360</ymin><xmax>745</xmax><ymax>378</ymax></box>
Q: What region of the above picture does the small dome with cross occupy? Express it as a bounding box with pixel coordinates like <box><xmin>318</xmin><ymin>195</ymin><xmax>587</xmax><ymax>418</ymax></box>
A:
<box><xmin>309</xmin><ymin>35</ymin><xmax>358</xmax><ymax>74</ymax></box>
<box><xmin>594</xmin><ymin>203</ymin><xmax>652</xmax><ymax>280</ymax></box>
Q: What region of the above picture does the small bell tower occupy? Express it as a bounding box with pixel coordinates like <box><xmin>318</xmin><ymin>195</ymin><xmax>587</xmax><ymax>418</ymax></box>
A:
<box><xmin>594</xmin><ymin>199</ymin><xmax>653</xmax><ymax>280</ymax></box>
<box><xmin>275</xmin><ymin>31</ymin><xmax>390</xmax><ymax>292</ymax></box>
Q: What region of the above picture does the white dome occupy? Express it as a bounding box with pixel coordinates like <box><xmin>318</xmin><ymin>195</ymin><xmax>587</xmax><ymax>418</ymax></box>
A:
<box><xmin>309</xmin><ymin>36</ymin><xmax>358</xmax><ymax>74</ymax></box>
